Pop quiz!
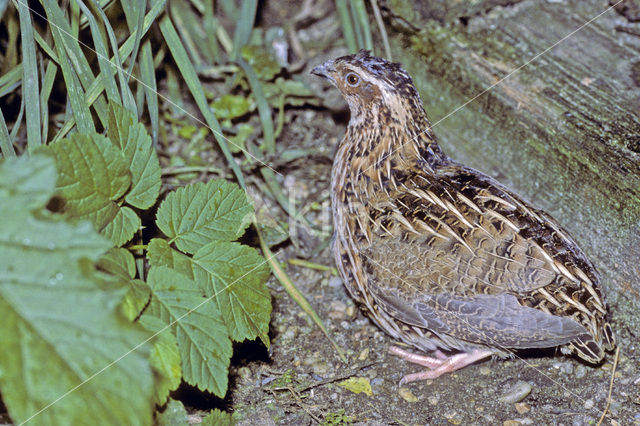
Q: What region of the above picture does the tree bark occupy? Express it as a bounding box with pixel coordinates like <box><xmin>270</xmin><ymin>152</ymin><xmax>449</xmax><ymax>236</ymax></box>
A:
<box><xmin>382</xmin><ymin>0</ymin><xmax>640</xmax><ymax>331</ymax></box>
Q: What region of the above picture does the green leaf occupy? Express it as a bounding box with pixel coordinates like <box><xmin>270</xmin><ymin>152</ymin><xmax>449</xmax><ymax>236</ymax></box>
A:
<box><xmin>240</xmin><ymin>45</ymin><xmax>280</xmax><ymax>80</ymax></box>
<box><xmin>210</xmin><ymin>94</ymin><xmax>252</xmax><ymax>120</ymax></box>
<box><xmin>147</xmin><ymin>237</ymin><xmax>271</xmax><ymax>347</ymax></box>
<box><xmin>144</xmin><ymin>266</ymin><xmax>232</xmax><ymax>396</ymax></box>
<box><xmin>101</xmin><ymin>206</ymin><xmax>141</xmax><ymax>247</ymax></box>
<box><xmin>229</xmin><ymin>123</ymin><xmax>254</xmax><ymax>153</ymax></box>
<box><xmin>156</xmin><ymin>179</ymin><xmax>253</xmax><ymax>254</ymax></box>
<box><xmin>192</xmin><ymin>241</ymin><xmax>271</xmax><ymax>346</ymax></box>
<box><xmin>202</xmin><ymin>409</ymin><xmax>233</xmax><ymax>426</ymax></box>
<box><xmin>264</xmin><ymin>77</ymin><xmax>318</xmax><ymax>107</ymax></box>
<box><xmin>107</xmin><ymin>103</ymin><xmax>161</xmax><ymax>209</ymax></box>
<box><xmin>0</xmin><ymin>155</ymin><xmax>154</xmax><ymax>425</ymax></box>
<box><xmin>42</xmin><ymin>133</ymin><xmax>131</xmax><ymax>230</ymax></box>
<box><xmin>0</xmin><ymin>154</ymin><xmax>55</xmax><ymax>210</ymax></box>
<box><xmin>147</xmin><ymin>238</ymin><xmax>195</xmax><ymax>279</ymax></box>
<box><xmin>155</xmin><ymin>398</ymin><xmax>188</xmax><ymax>426</ymax></box>
<box><xmin>122</xmin><ymin>279</ymin><xmax>152</xmax><ymax>322</ymax></box>
<box><xmin>337</xmin><ymin>377</ymin><xmax>373</xmax><ymax>396</ymax></box>
<box><xmin>139</xmin><ymin>316</ymin><xmax>182</xmax><ymax>405</ymax></box>
<box><xmin>98</xmin><ymin>247</ymin><xmax>136</xmax><ymax>280</ymax></box>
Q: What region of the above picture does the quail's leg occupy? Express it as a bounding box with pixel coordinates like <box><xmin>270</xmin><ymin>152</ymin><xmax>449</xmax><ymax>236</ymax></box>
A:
<box><xmin>389</xmin><ymin>346</ymin><xmax>494</xmax><ymax>385</ymax></box>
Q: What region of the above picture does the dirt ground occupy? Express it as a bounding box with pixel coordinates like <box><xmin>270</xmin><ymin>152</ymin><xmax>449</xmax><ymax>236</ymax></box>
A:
<box><xmin>214</xmin><ymin>2</ymin><xmax>640</xmax><ymax>425</ymax></box>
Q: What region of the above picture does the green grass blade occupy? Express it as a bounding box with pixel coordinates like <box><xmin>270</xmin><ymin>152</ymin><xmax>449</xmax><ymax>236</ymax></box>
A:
<box><xmin>88</xmin><ymin>0</ymin><xmax>137</xmax><ymax>113</ymax></box>
<box><xmin>349</xmin><ymin>0</ymin><xmax>364</xmax><ymax>49</ymax></box>
<box><xmin>52</xmin><ymin>0</ymin><xmax>166</xmax><ymax>142</ymax></box>
<box><xmin>39</xmin><ymin>61</ymin><xmax>58</xmax><ymax>143</ymax></box>
<box><xmin>140</xmin><ymin>41</ymin><xmax>158</xmax><ymax>146</ymax></box>
<box><xmin>33</xmin><ymin>29</ymin><xmax>59</xmax><ymax>63</ymax></box>
<box><xmin>17</xmin><ymin>1</ymin><xmax>42</xmax><ymax>150</ymax></box>
<box><xmin>231</xmin><ymin>0</ymin><xmax>257</xmax><ymax>60</ymax></box>
<box><xmin>203</xmin><ymin>0</ymin><xmax>221</xmax><ymax>63</ymax></box>
<box><xmin>9</xmin><ymin>95</ymin><xmax>24</xmax><ymax>142</ymax></box>
<box><xmin>371</xmin><ymin>0</ymin><xmax>392</xmax><ymax>60</ymax></box>
<box><xmin>0</xmin><ymin>108</ymin><xmax>16</xmax><ymax>158</ymax></box>
<box><xmin>257</xmin><ymin>229</ymin><xmax>347</xmax><ymax>363</ymax></box>
<box><xmin>119</xmin><ymin>0</ymin><xmax>145</xmax><ymax>79</ymax></box>
<box><xmin>0</xmin><ymin>64</ymin><xmax>22</xmax><ymax>98</ymax></box>
<box><xmin>159</xmin><ymin>15</ymin><xmax>245</xmax><ymax>188</ymax></box>
<box><xmin>40</xmin><ymin>0</ymin><xmax>103</xmax><ymax>131</ymax></box>
<box><xmin>353</xmin><ymin>0</ymin><xmax>373</xmax><ymax>52</ymax></box>
<box><xmin>236</xmin><ymin>58</ymin><xmax>274</xmax><ymax>153</ymax></box>
<box><xmin>335</xmin><ymin>0</ymin><xmax>357</xmax><ymax>52</ymax></box>
<box><xmin>75</xmin><ymin>0</ymin><xmax>121</xmax><ymax>105</ymax></box>
<box><xmin>171</xmin><ymin>4</ymin><xmax>205</xmax><ymax>67</ymax></box>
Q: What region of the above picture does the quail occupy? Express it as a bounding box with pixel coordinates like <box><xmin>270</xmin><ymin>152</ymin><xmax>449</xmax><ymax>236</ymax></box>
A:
<box><xmin>311</xmin><ymin>50</ymin><xmax>615</xmax><ymax>384</ymax></box>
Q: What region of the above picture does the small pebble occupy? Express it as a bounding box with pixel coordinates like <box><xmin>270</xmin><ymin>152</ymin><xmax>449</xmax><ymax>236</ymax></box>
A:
<box><xmin>584</xmin><ymin>399</ymin><xmax>595</xmax><ymax>410</ymax></box>
<box><xmin>515</xmin><ymin>402</ymin><xmax>530</xmax><ymax>414</ymax></box>
<box><xmin>281</xmin><ymin>328</ymin><xmax>296</xmax><ymax>341</ymax></box>
<box><xmin>398</xmin><ymin>387</ymin><xmax>419</xmax><ymax>402</ymax></box>
<box><xmin>261</xmin><ymin>377</ymin><xmax>276</xmax><ymax>386</ymax></box>
<box><xmin>574</xmin><ymin>365</ymin><xmax>587</xmax><ymax>379</ymax></box>
<box><xmin>499</xmin><ymin>380</ymin><xmax>532</xmax><ymax>403</ymax></box>
<box><xmin>328</xmin><ymin>276</ymin><xmax>343</xmax><ymax>287</ymax></box>
<box><xmin>358</xmin><ymin>348</ymin><xmax>370</xmax><ymax>361</ymax></box>
<box><xmin>328</xmin><ymin>300</ymin><xmax>347</xmax><ymax>320</ymax></box>
<box><xmin>311</xmin><ymin>361</ymin><xmax>329</xmax><ymax>375</ymax></box>
<box><xmin>479</xmin><ymin>366</ymin><xmax>492</xmax><ymax>375</ymax></box>
<box><xmin>345</xmin><ymin>304</ymin><xmax>356</xmax><ymax>317</ymax></box>
<box><xmin>428</xmin><ymin>395</ymin><xmax>439</xmax><ymax>405</ymax></box>
<box><xmin>444</xmin><ymin>410</ymin><xmax>461</xmax><ymax>424</ymax></box>
<box><xmin>560</xmin><ymin>362</ymin><xmax>574</xmax><ymax>375</ymax></box>
<box><xmin>503</xmin><ymin>420</ymin><xmax>521</xmax><ymax>426</ymax></box>
<box><xmin>238</xmin><ymin>367</ymin><xmax>252</xmax><ymax>380</ymax></box>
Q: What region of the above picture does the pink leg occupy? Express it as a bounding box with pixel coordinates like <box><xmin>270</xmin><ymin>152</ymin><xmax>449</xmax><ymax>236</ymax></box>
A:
<box><xmin>389</xmin><ymin>346</ymin><xmax>493</xmax><ymax>385</ymax></box>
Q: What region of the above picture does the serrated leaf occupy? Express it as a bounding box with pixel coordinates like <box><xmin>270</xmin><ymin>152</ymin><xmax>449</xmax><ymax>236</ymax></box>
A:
<box><xmin>98</xmin><ymin>247</ymin><xmax>136</xmax><ymax>280</ymax></box>
<box><xmin>0</xmin><ymin>154</ymin><xmax>56</xmax><ymax>211</ymax></box>
<box><xmin>202</xmin><ymin>409</ymin><xmax>233</xmax><ymax>426</ymax></box>
<box><xmin>101</xmin><ymin>206</ymin><xmax>141</xmax><ymax>246</ymax></box>
<box><xmin>156</xmin><ymin>180</ymin><xmax>253</xmax><ymax>254</ymax></box>
<box><xmin>155</xmin><ymin>399</ymin><xmax>188</xmax><ymax>426</ymax></box>
<box><xmin>192</xmin><ymin>241</ymin><xmax>271</xmax><ymax>346</ymax></box>
<box><xmin>122</xmin><ymin>279</ymin><xmax>152</xmax><ymax>322</ymax></box>
<box><xmin>139</xmin><ymin>316</ymin><xmax>182</xmax><ymax>405</ymax></box>
<box><xmin>145</xmin><ymin>266</ymin><xmax>232</xmax><ymax>396</ymax></box>
<box><xmin>0</xmin><ymin>155</ymin><xmax>154</xmax><ymax>425</ymax></box>
<box><xmin>107</xmin><ymin>103</ymin><xmax>162</xmax><ymax>209</ymax></box>
<box><xmin>42</xmin><ymin>133</ymin><xmax>131</xmax><ymax>230</ymax></box>
<box><xmin>147</xmin><ymin>238</ymin><xmax>195</xmax><ymax>279</ymax></box>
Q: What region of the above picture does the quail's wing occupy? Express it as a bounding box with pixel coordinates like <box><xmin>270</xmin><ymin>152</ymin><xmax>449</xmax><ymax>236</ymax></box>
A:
<box><xmin>358</xmin><ymin>164</ymin><xmax>603</xmax><ymax>348</ymax></box>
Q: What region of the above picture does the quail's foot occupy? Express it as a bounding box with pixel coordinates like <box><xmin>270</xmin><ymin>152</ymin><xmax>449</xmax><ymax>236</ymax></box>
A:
<box><xmin>389</xmin><ymin>346</ymin><xmax>494</xmax><ymax>385</ymax></box>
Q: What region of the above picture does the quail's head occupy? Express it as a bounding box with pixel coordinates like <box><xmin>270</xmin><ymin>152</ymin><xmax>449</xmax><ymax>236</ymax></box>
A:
<box><xmin>312</xmin><ymin>50</ymin><xmax>425</xmax><ymax>125</ymax></box>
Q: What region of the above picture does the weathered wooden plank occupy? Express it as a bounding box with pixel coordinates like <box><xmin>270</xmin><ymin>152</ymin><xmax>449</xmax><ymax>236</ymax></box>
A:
<box><xmin>383</xmin><ymin>0</ymin><xmax>640</xmax><ymax>329</ymax></box>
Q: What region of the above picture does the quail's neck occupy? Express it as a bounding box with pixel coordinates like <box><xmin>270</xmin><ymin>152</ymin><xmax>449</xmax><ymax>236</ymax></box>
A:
<box><xmin>338</xmin><ymin>99</ymin><xmax>448</xmax><ymax>181</ymax></box>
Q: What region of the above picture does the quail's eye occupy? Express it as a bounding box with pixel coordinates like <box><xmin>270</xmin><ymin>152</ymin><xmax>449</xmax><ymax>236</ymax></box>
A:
<box><xmin>345</xmin><ymin>72</ymin><xmax>360</xmax><ymax>87</ymax></box>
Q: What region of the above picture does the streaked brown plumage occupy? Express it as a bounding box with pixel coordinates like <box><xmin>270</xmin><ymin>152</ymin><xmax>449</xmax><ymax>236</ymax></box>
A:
<box><xmin>312</xmin><ymin>50</ymin><xmax>615</xmax><ymax>384</ymax></box>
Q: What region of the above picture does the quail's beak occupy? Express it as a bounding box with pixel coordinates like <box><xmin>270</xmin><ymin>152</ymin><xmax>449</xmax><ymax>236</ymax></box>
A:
<box><xmin>311</xmin><ymin>60</ymin><xmax>337</xmax><ymax>85</ymax></box>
